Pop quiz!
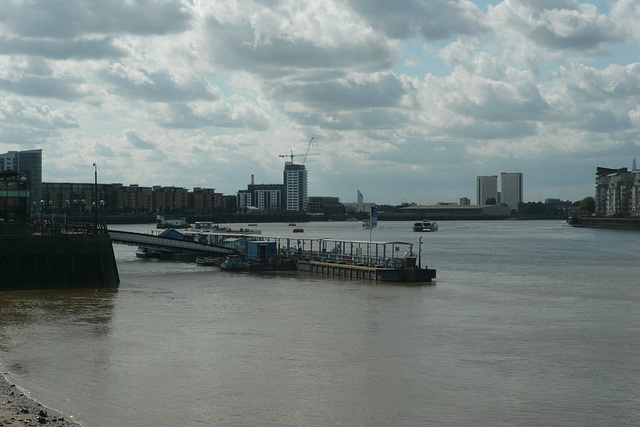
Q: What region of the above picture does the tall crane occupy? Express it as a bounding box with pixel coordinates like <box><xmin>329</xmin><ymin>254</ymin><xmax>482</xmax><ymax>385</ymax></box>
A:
<box><xmin>302</xmin><ymin>137</ymin><xmax>314</xmax><ymax>165</ymax></box>
<box><xmin>279</xmin><ymin>137</ymin><xmax>317</xmax><ymax>164</ymax></box>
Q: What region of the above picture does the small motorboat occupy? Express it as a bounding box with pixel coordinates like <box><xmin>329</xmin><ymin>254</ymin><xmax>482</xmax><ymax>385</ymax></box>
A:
<box><xmin>196</xmin><ymin>256</ymin><xmax>219</xmax><ymax>266</ymax></box>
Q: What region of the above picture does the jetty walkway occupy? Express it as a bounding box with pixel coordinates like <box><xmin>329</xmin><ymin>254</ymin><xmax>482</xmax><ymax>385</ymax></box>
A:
<box><xmin>108</xmin><ymin>230</ymin><xmax>238</xmax><ymax>257</ymax></box>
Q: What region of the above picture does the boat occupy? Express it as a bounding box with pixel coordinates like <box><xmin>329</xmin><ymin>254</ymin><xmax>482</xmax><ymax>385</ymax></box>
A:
<box><xmin>196</xmin><ymin>256</ymin><xmax>220</xmax><ymax>266</ymax></box>
<box><xmin>292</xmin><ymin>228</ymin><xmax>304</xmax><ymax>233</ymax></box>
<box><xmin>156</xmin><ymin>214</ymin><xmax>189</xmax><ymax>229</ymax></box>
<box><xmin>362</xmin><ymin>219</ymin><xmax>370</xmax><ymax>229</ymax></box>
<box><xmin>135</xmin><ymin>246</ymin><xmax>161</xmax><ymax>258</ymax></box>
<box><xmin>413</xmin><ymin>219</ymin><xmax>438</xmax><ymax>232</ymax></box>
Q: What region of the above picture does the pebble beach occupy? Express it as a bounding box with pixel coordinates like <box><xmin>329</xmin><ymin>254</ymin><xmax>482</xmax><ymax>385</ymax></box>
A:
<box><xmin>0</xmin><ymin>373</ymin><xmax>81</xmax><ymax>427</ymax></box>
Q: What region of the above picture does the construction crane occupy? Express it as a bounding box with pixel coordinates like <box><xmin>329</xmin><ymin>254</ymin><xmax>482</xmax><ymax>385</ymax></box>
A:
<box><xmin>302</xmin><ymin>137</ymin><xmax>314</xmax><ymax>164</ymax></box>
<box><xmin>278</xmin><ymin>137</ymin><xmax>317</xmax><ymax>164</ymax></box>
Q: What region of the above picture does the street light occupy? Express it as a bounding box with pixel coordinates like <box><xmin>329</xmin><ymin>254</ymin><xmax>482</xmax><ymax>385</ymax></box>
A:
<box><xmin>100</xmin><ymin>199</ymin><xmax>105</xmax><ymax>226</ymax></box>
<box><xmin>93</xmin><ymin>163</ymin><xmax>98</xmax><ymax>233</ymax></box>
<box><xmin>40</xmin><ymin>199</ymin><xmax>45</xmax><ymax>234</ymax></box>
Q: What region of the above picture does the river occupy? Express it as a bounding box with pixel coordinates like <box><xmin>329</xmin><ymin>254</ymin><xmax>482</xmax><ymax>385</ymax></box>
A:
<box><xmin>1</xmin><ymin>220</ymin><xmax>639</xmax><ymax>426</ymax></box>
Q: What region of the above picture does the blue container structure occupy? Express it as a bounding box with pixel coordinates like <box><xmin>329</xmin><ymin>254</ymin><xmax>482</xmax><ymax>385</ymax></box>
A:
<box><xmin>246</xmin><ymin>240</ymin><xmax>277</xmax><ymax>262</ymax></box>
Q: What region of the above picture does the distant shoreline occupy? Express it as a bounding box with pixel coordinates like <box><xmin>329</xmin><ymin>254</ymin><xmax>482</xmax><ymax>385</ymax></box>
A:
<box><xmin>0</xmin><ymin>372</ymin><xmax>81</xmax><ymax>426</ymax></box>
<box><xmin>568</xmin><ymin>216</ymin><xmax>640</xmax><ymax>230</ymax></box>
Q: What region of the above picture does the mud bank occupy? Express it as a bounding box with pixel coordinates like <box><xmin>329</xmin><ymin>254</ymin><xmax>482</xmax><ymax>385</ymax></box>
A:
<box><xmin>0</xmin><ymin>373</ymin><xmax>81</xmax><ymax>426</ymax></box>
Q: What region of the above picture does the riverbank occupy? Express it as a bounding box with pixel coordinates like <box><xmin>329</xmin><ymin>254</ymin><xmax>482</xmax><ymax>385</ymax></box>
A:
<box><xmin>0</xmin><ymin>373</ymin><xmax>81</xmax><ymax>426</ymax></box>
<box><xmin>568</xmin><ymin>216</ymin><xmax>640</xmax><ymax>230</ymax></box>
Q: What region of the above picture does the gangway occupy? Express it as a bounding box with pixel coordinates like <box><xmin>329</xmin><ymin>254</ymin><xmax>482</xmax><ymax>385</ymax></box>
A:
<box><xmin>108</xmin><ymin>230</ymin><xmax>238</xmax><ymax>257</ymax></box>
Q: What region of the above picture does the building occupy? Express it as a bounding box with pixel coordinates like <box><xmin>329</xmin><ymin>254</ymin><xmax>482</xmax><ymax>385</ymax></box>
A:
<box><xmin>237</xmin><ymin>175</ymin><xmax>285</xmax><ymax>212</ymax></box>
<box><xmin>190</xmin><ymin>187</ymin><xmax>226</xmax><ymax>212</ymax></box>
<box><xmin>308</xmin><ymin>196</ymin><xmax>345</xmax><ymax>215</ymax></box>
<box><xmin>41</xmin><ymin>182</ymin><xmax>115</xmax><ymax>216</ymax></box>
<box><xmin>41</xmin><ymin>183</ymin><xmax>230</xmax><ymax>214</ymax></box>
<box><xmin>500</xmin><ymin>172</ymin><xmax>523</xmax><ymax>212</ymax></box>
<box><xmin>284</xmin><ymin>162</ymin><xmax>308</xmax><ymax>212</ymax></box>
<box><xmin>595</xmin><ymin>166</ymin><xmax>638</xmax><ymax>216</ymax></box>
<box><xmin>0</xmin><ymin>149</ymin><xmax>42</xmax><ymax>209</ymax></box>
<box><xmin>476</xmin><ymin>175</ymin><xmax>498</xmax><ymax>205</ymax></box>
<box><xmin>459</xmin><ymin>197</ymin><xmax>471</xmax><ymax>206</ymax></box>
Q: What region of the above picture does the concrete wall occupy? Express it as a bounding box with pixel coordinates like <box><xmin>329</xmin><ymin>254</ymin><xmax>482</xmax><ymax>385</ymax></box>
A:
<box><xmin>0</xmin><ymin>234</ymin><xmax>119</xmax><ymax>291</ymax></box>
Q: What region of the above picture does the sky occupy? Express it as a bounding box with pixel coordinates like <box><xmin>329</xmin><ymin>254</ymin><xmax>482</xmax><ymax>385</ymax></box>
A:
<box><xmin>1</xmin><ymin>0</ymin><xmax>640</xmax><ymax>205</ymax></box>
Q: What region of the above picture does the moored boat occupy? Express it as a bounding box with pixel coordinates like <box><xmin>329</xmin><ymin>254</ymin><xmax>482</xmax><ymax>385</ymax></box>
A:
<box><xmin>196</xmin><ymin>256</ymin><xmax>220</xmax><ymax>266</ymax></box>
<box><xmin>136</xmin><ymin>246</ymin><xmax>161</xmax><ymax>258</ymax></box>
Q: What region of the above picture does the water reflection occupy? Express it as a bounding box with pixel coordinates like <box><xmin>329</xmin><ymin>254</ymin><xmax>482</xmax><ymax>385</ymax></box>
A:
<box><xmin>0</xmin><ymin>289</ymin><xmax>117</xmax><ymax>377</ymax></box>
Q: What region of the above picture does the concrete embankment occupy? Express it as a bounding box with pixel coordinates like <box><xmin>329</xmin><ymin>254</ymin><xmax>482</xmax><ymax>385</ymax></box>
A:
<box><xmin>569</xmin><ymin>216</ymin><xmax>640</xmax><ymax>230</ymax></box>
<box><xmin>0</xmin><ymin>234</ymin><xmax>119</xmax><ymax>291</ymax></box>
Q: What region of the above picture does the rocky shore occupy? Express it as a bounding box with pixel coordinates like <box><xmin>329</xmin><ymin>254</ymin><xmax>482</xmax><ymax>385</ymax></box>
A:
<box><xmin>0</xmin><ymin>373</ymin><xmax>81</xmax><ymax>426</ymax></box>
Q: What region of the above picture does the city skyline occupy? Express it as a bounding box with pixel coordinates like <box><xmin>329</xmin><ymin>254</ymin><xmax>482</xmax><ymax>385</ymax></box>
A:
<box><xmin>1</xmin><ymin>2</ymin><xmax>639</xmax><ymax>204</ymax></box>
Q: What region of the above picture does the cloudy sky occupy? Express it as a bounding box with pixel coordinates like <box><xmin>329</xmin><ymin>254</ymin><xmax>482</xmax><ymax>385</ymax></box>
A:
<box><xmin>1</xmin><ymin>0</ymin><xmax>639</xmax><ymax>205</ymax></box>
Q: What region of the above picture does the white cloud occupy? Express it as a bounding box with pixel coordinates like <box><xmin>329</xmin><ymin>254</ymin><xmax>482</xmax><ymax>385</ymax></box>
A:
<box><xmin>0</xmin><ymin>0</ymin><xmax>638</xmax><ymax>204</ymax></box>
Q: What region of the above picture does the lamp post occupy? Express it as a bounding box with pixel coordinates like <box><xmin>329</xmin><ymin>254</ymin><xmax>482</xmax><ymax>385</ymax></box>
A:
<box><xmin>40</xmin><ymin>199</ymin><xmax>45</xmax><ymax>234</ymax></box>
<box><xmin>93</xmin><ymin>163</ymin><xmax>98</xmax><ymax>233</ymax></box>
<box><xmin>100</xmin><ymin>199</ymin><xmax>105</xmax><ymax>226</ymax></box>
<box><xmin>81</xmin><ymin>198</ymin><xmax>86</xmax><ymax>226</ymax></box>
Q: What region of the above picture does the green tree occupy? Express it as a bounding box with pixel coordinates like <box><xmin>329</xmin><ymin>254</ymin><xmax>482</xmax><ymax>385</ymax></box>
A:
<box><xmin>485</xmin><ymin>197</ymin><xmax>496</xmax><ymax>205</ymax></box>
<box><xmin>578</xmin><ymin>196</ymin><xmax>595</xmax><ymax>216</ymax></box>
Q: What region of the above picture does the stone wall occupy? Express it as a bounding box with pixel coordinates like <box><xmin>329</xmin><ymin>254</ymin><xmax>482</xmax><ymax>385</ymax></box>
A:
<box><xmin>0</xmin><ymin>234</ymin><xmax>119</xmax><ymax>291</ymax></box>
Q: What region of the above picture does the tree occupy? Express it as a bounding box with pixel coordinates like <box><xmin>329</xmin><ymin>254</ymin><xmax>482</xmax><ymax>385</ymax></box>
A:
<box><xmin>485</xmin><ymin>197</ymin><xmax>496</xmax><ymax>205</ymax></box>
<box><xmin>579</xmin><ymin>197</ymin><xmax>595</xmax><ymax>216</ymax></box>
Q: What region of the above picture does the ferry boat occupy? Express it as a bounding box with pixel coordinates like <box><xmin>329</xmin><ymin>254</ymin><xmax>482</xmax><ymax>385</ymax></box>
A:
<box><xmin>156</xmin><ymin>214</ymin><xmax>189</xmax><ymax>229</ymax></box>
<box><xmin>413</xmin><ymin>219</ymin><xmax>438</xmax><ymax>232</ymax></box>
<box><xmin>362</xmin><ymin>219</ymin><xmax>371</xmax><ymax>229</ymax></box>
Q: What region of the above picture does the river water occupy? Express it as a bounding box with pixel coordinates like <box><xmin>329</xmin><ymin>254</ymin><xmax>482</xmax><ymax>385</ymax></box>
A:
<box><xmin>1</xmin><ymin>220</ymin><xmax>639</xmax><ymax>426</ymax></box>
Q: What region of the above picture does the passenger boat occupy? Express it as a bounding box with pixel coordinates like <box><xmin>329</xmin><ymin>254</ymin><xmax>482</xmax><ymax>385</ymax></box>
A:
<box><xmin>413</xmin><ymin>219</ymin><xmax>438</xmax><ymax>232</ymax></box>
<box><xmin>156</xmin><ymin>214</ymin><xmax>189</xmax><ymax>229</ymax></box>
<box><xmin>292</xmin><ymin>228</ymin><xmax>304</xmax><ymax>233</ymax></box>
<box><xmin>362</xmin><ymin>219</ymin><xmax>371</xmax><ymax>229</ymax></box>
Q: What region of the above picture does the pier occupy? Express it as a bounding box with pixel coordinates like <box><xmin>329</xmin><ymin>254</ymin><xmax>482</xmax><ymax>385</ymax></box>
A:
<box><xmin>108</xmin><ymin>230</ymin><xmax>239</xmax><ymax>259</ymax></box>
<box><xmin>273</xmin><ymin>236</ymin><xmax>436</xmax><ymax>283</ymax></box>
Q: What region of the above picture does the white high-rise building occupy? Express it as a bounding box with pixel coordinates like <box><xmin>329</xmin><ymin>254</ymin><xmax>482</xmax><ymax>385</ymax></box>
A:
<box><xmin>283</xmin><ymin>162</ymin><xmax>308</xmax><ymax>211</ymax></box>
<box><xmin>501</xmin><ymin>172</ymin><xmax>523</xmax><ymax>212</ymax></box>
<box><xmin>476</xmin><ymin>175</ymin><xmax>498</xmax><ymax>205</ymax></box>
